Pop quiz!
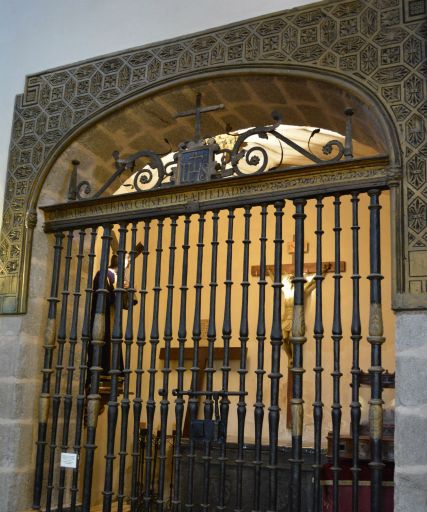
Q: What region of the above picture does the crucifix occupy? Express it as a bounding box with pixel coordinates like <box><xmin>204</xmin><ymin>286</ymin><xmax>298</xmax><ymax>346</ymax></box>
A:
<box><xmin>159</xmin><ymin>319</ymin><xmax>240</xmax><ymax>436</ymax></box>
<box><xmin>251</xmin><ymin>239</ymin><xmax>344</xmax><ymax>428</ymax></box>
<box><xmin>174</xmin><ymin>93</ymin><xmax>224</xmax><ymax>185</ymax></box>
<box><xmin>175</xmin><ymin>92</ymin><xmax>224</xmax><ymax>143</ymax></box>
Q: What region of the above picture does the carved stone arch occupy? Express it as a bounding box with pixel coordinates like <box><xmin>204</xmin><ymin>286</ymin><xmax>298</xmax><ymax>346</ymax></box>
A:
<box><xmin>28</xmin><ymin>64</ymin><xmax>403</xmax><ymax>208</ymax></box>
<box><xmin>1</xmin><ymin>0</ymin><xmax>426</xmax><ymax>313</ymax></box>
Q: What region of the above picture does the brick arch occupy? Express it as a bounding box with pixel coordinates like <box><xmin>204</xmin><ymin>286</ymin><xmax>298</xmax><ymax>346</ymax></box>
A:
<box><xmin>1</xmin><ymin>0</ymin><xmax>425</xmax><ymax>313</ymax></box>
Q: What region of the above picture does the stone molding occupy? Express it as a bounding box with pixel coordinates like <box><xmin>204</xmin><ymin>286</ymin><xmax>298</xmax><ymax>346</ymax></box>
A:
<box><xmin>0</xmin><ymin>0</ymin><xmax>426</xmax><ymax>313</ymax></box>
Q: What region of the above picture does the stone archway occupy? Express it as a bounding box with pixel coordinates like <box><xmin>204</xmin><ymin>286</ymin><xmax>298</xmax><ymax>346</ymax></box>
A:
<box><xmin>14</xmin><ymin>67</ymin><xmax>395</xmax><ymax>512</ymax></box>
<box><xmin>1</xmin><ymin>2</ymin><xmax>426</xmax><ymax>511</ymax></box>
<box><xmin>1</xmin><ymin>0</ymin><xmax>426</xmax><ymax>315</ymax></box>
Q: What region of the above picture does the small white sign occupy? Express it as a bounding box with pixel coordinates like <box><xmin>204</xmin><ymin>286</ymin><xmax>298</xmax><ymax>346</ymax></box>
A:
<box><xmin>60</xmin><ymin>452</ymin><xmax>77</xmax><ymax>469</ymax></box>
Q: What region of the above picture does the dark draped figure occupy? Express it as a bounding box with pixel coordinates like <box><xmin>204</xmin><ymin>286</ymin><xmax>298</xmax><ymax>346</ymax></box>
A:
<box><xmin>87</xmin><ymin>267</ymin><xmax>124</xmax><ymax>384</ymax></box>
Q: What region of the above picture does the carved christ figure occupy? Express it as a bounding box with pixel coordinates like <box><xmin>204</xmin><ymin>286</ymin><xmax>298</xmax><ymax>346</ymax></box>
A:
<box><xmin>267</xmin><ymin>263</ymin><xmax>331</xmax><ymax>367</ymax></box>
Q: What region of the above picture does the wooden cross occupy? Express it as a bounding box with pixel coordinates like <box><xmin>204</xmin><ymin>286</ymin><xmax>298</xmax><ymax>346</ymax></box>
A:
<box><xmin>159</xmin><ymin>319</ymin><xmax>240</xmax><ymax>436</ymax></box>
<box><xmin>251</xmin><ymin>238</ymin><xmax>345</xmax><ymax>277</ymax></box>
<box><xmin>175</xmin><ymin>93</ymin><xmax>224</xmax><ymax>142</ymax></box>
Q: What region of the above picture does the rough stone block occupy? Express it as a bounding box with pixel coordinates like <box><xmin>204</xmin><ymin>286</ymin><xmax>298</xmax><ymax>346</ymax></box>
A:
<box><xmin>0</xmin><ymin>466</ymin><xmax>34</xmax><ymax>511</ymax></box>
<box><xmin>28</xmin><ymin>256</ymin><xmax>52</xmax><ymax>301</ymax></box>
<box><xmin>0</xmin><ymin>336</ymin><xmax>20</xmax><ymax>378</ymax></box>
<box><xmin>396</xmin><ymin>343</ymin><xmax>427</xmax><ymax>407</ymax></box>
<box><xmin>396</xmin><ymin>311</ymin><xmax>427</xmax><ymax>351</ymax></box>
<box><xmin>0</xmin><ymin>315</ymin><xmax>23</xmax><ymax>336</ymax></box>
<box><xmin>16</xmin><ymin>334</ymin><xmax>43</xmax><ymax>380</ymax></box>
<box><xmin>0</xmin><ymin>380</ymin><xmax>38</xmax><ymax>421</ymax></box>
<box><xmin>19</xmin><ymin>297</ymin><xmax>46</xmax><ymax>340</ymax></box>
<box><xmin>0</xmin><ymin>421</ymin><xmax>34</xmax><ymax>468</ymax></box>
<box><xmin>395</xmin><ymin>465</ymin><xmax>427</xmax><ymax>512</ymax></box>
<box><xmin>395</xmin><ymin>406</ymin><xmax>427</xmax><ymax>467</ymax></box>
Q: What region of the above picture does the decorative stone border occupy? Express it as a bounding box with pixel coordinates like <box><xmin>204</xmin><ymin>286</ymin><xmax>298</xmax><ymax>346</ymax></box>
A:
<box><xmin>0</xmin><ymin>0</ymin><xmax>426</xmax><ymax>313</ymax></box>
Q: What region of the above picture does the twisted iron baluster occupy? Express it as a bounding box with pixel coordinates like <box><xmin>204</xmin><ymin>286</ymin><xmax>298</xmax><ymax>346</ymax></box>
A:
<box><xmin>46</xmin><ymin>230</ymin><xmax>74</xmax><ymax>511</ymax></box>
<box><xmin>268</xmin><ymin>201</ymin><xmax>284</xmax><ymax>512</ymax></box>
<box><xmin>312</xmin><ymin>198</ymin><xmax>324</xmax><ymax>512</ymax></box>
<box><xmin>33</xmin><ymin>232</ymin><xmax>64</xmax><ymax>509</ymax></box>
<box><xmin>102</xmin><ymin>223</ymin><xmax>128</xmax><ymax>511</ymax></box>
<box><xmin>186</xmin><ymin>212</ymin><xmax>206</xmax><ymax>512</ymax></box>
<box><xmin>218</xmin><ymin>208</ymin><xmax>235</xmax><ymax>512</ymax></box>
<box><xmin>289</xmin><ymin>199</ymin><xmax>307</xmax><ymax>512</ymax></box>
<box><xmin>157</xmin><ymin>216</ymin><xmax>178</xmax><ymax>512</ymax></box>
<box><xmin>201</xmin><ymin>211</ymin><xmax>219</xmax><ymax>510</ymax></box>
<box><xmin>82</xmin><ymin>225</ymin><xmax>113</xmax><ymax>511</ymax></box>
<box><xmin>70</xmin><ymin>227</ymin><xmax>97</xmax><ymax>511</ymax></box>
<box><xmin>331</xmin><ymin>196</ymin><xmax>343</xmax><ymax>512</ymax></box>
<box><xmin>367</xmin><ymin>190</ymin><xmax>385</xmax><ymax>512</ymax></box>
<box><xmin>130</xmin><ymin>220</ymin><xmax>151</xmax><ymax>511</ymax></box>
<box><xmin>143</xmin><ymin>218</ymin><xmax>164</xmax><ymax>511</ymax></box>
<box><xmin>117</xmin><ymin>222</ymin><xmax>138</xmax><ymax>512</ymax></box>
<box><xmin>172</xmin><ymin>215</ymin><xmax>191</xmax><ymax>512</ymax></box>
<box><xmin>235</xmin><ymin>206</ymin><xmax>251</xmax><ymax>512</ymax></box>
<box><xmin>350</xmin><ymin>194</ymin><xmax>362</xmax><ymax>512</ymax></box>
<box><xmin>253</xmin><ymin>204</ymin><xmax>268</xmax><ymax>512</ymax></box>
<box><xmin>57</xmin><ymin>229</ymin><xmax>85</xmax><ymax>511</ymax></box>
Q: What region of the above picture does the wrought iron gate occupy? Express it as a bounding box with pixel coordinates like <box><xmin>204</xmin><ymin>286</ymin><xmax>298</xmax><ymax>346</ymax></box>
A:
<box><xmin>32</xmin><ymin>103</ymin><xmax>393</xmax><ymax>512</ymax></box>
<box><xmin>33</xmin><ymin>183</ymin><xmax>391</xmax><ymax>512</ymax></box>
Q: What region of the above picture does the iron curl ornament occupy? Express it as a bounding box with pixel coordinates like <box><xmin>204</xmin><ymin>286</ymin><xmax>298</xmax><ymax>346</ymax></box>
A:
<box><xmin>68</xmin><ymin>107</ymin><xmax>354</xmax><ymax>201</ymax></box>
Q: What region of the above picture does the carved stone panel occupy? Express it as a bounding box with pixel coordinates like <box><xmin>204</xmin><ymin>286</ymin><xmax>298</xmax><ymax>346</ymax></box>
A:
<box><xmin>1</xmin><ymin>0</ymin><xmax>426</xmax><ymax>312</ymax></box>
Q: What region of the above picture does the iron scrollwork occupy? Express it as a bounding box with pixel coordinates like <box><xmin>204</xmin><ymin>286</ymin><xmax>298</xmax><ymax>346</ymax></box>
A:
<box><xmin>218</xmin><ymin>108</ymin><xmax>352</xmax><ymax>178</ymax></box>
<box><xmin>71</xmin><ymin>107</ymin><xmax>353</xmax><ymax>201</ymax></box>
<box><xmin>76</xmin><ymin>149</ymin><xmax>175</xmax><ymax>200</ymax></box>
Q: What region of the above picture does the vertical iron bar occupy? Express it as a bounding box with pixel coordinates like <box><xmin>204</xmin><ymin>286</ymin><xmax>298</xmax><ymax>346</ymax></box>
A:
<box><xmin>186</xmin><ymin>212</ymin><xmax>206</xmax><ymax>512</ymax></box>
<box><xmin>218</xmin><ymin>208</ymin><xmax>235</xmax><ymax>512</ymax></box>
<box><xmin>172</xmin><ymin>215</ymin><xmax>191</xmax><ymax>512</ymax></box>
<box><xmin>268</xmin><ymin>201</ymin><xmax>284</xmax><ymax>512</ymax></box>
<box><xmin>138</xmin><ymin>428</ymin><xmax>148</xmax><ymax>509</ymax></box>
<box><xmin>289</xmin><ymin>199</ymin><xmax>307</xmax><ymax>512</ymax></box>
<box><xmin>102</xmin><ymin>223</ymin><xmax>127</xmax><ymax>512</ymax></box>
<box><xmin>157</xmin><ymin>216</ymin><xmax>178</xmax><ymax>512</ymax></box>
<box><xmin>312</xmin><ymin>198</ymin><xmax>324</xmax><ymax>512</ymax></box>
<box><xmin>350</xmin><ymin>194</ymin><xmax>362</xmax><ymax>512</ymax></box>
<box><xmin>201</xmin><ymin>210</ymin><xmax>219</xmax><ymax>512</ymax></box>
<box><xmin>57</xmin><ymin>229</ymin><xmax>85</xmax><ymax>511</ymax></box>
<box><xmin>235</xmin><ymin>206</ymin><xmax>251</xmax><ymax>512</ymax></box>
<box><xmin>367</xmin><ymin>190</ymin><xmax>385</xmax><ymax>512</ymax></box>
<box><xmin>33</xmin><ymin>232</ymin><xmax>64</xmax><ymax>509</ymax></box>
<box><xmin>46</xmin><ymin>230</ymin><xmax>74</xmax><ymax>511</ymax></box>
<box><xmin>253</xmin><ymin>205</ymin><xmax>268</xmax><ymax>512</ymax></box>
<box><xmin>331</xmin><ymin>196</ymin><xmax>343</xmax><ymax>512</ymax></box>
<box><xmin>152</xmin><ymin>431</ymin><xmax>161</xmax><ymax>500</ymax></box>
<box><xmin>117</xmin><ymin>222</ymin><xmax>138</xmax><ymax>512</ymax></box>
<box><xmin>82</xmin><ymin>225</ymin><xmax>113</xmax><ymax>512</ymax></box>
<box><xmin>169</xmin><ymin>431</ymin><xmax>176</xmax><ymax>509</ymax></box>
<box><xmin>70</xmin><ymin>228</ymin><xmax>97</xmax><ymax>511</ymax></box>
<box><xmin>130</xmin><ymin>220</ymin><xmax>151</xmax><ymax>511</ymax></box>
<box><xmin>143</xmin><ymin>218</ymin><xmax>164</xmax><ymax>510</ymax></box>
<box><xmin>200</xmin><ymin>210</ymin><xmax>219</xmax><ymax>510</ymax></box>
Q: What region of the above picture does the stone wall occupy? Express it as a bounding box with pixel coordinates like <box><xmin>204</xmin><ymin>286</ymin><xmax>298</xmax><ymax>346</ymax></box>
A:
<box><xmin>395</xmin><ymin>312</ymin><xmax>427</xmax><ymax>512</ymax></box>
<box><xmin>0</xmin><ymin>222</ymin><xmax>51</xmax><ymax>511</ymax></box>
